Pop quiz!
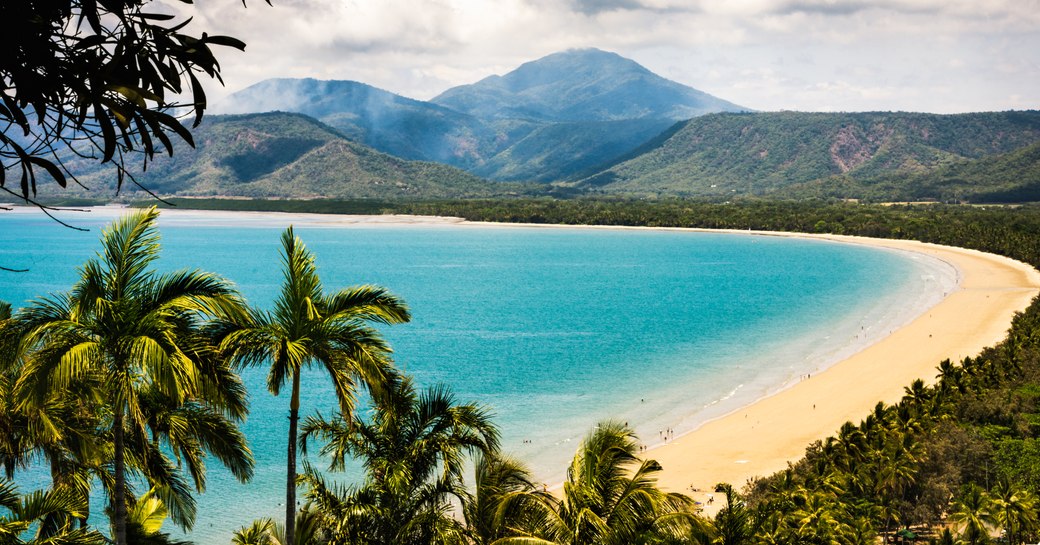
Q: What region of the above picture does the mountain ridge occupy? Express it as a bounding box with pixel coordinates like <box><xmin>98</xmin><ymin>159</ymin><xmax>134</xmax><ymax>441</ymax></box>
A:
<box><xmin>571</xmin><ymin>110</ymin><xmax>1040</xmax><ymax>200</ymax></box>
<box><xmin>215</xmin><ymin>48</ymin><xmax>746</xmax><ymax>182</ymax></box>
<box><xmin>431</xmin><ymin>48</ymin><xmax>746</xmax><ymax>121</ymax></box>
<box><xmin>48</xmin><ymin>112</ymin><xmax>527</xmax><ymax>200</ymax></box>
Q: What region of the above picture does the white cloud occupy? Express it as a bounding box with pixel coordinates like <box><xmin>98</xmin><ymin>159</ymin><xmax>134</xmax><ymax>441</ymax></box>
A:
<box><xmin>164</xmin><ymin>0</ymin><xmax>1040</xmax><ymax>113</ymax></box>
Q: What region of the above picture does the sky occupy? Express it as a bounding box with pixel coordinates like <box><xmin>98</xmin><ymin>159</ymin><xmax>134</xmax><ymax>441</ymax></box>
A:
<box><xmin>167</xmin><ymin>0</ymin><xmax>1040</xmax><ymax>113</ymax></box>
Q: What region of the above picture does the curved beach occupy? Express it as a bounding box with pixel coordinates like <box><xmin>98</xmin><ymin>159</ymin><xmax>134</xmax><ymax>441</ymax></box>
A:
<box><xmin>647</xmin><ymin>233</ymin><xmax>1040</xmax><ymax>512</ymax></box>
<box><xmin>130</xmin><ymin>207</ymin><xmax>1040</xmax><ymax>501</ymax></box>
<box><xmin>14</xmin><ymin>206</ymin><xmax>1039</xmax><ymax>518</ymax></box>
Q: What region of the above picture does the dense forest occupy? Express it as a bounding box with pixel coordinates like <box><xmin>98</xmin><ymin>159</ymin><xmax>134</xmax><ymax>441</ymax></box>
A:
<box><xmin>5</xmin><ymin>199</ymin><xmax>1040</xmax><ymax>544</ymax></box>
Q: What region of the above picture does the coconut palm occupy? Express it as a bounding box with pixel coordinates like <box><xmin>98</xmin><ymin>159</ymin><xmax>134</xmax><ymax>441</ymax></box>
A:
<box><xmin>949</xmin><ymin>484</ymin><xmax>995</xmax><ymax>545</ymax></box>
<box><xmin>0</xmin><ymin>479</ymin><xmax>105</xmax><ymax>545</ymax></box>
<box><xmin>464</xmin><ymin>451</ymin><xmax>541</xmax><ymax>545</ymax></box>
<box><xmin>14</xmin><ymin>207</ymin><xmax>250</xmax><ymax>545</ymax></box>
<box><xmin>0</xmin><ymin>299</ymin><xmax>112</xmax><ymax>533</ymax></box>
<box><xmin>124</xmin><ymin>486</ymin><xmax>193</xmax><ymax>545</ymax></box>
<box><xmin>232</xmin><ymin>509</ymin><xmax>323</xmax><ymax>545</ymax></box>
<box><xmin>709</xmin><ymin>484</ymin><xmax>759</xmax><ymax>545</ymax></box>
<box><xmin>232</xmin><ymin>518</ymin><xmax>276</xmax><ymax>545</ymax></box>
<box><xmin>787</xmin><ymin>489</ymin><xmax>845</xmax><ymax>545</ymax></box>
<box><xmin>989</xmin><ymin>480</ymin><xmax>1038</xmax><ymax>545</ymax></box>
<box><xmin>299</xmin><ymin>375</ymin><xmax>499</xmax><ymax>545</ymax></box>
<box><xmin>496</xmin><ymin>421</ymin><xmax>696</xmax><ymax>545</ymax></box>
<box><xmin>217</xmin><ymin>226</ymin><xmax>410</xmax><ymax>545</ymax></box>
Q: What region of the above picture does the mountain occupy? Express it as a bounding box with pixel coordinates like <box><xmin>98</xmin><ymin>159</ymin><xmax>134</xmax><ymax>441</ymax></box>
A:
<box><xmin>51</xmin><ymin>113</ymin><xmax>521</xmax><ymax>200</ymax></box>
<box><xmin>471</xmin><ymin>118</ymin><xmax>677</xmax><ymax>182</ymax></box>
<box><xmin>215</xmin><ymin>49</ymin><xmax>746</xmax><ymax>182</ymax></box>
<box><xmin>431</xmin><ymin>48</ymin><xmax>746</xmax><ymax>121</ymax></box>
<box><xmin>776</xmin><ymin>139</ymin><xmax>1040</xmax><ymax>203</ymax></box>
<box><xmin>571</xmin><ymin>111</ymin><xmax>1040</xmax><ymax>200</ymax></box>
<box><xmin>214</xmin><ymin>79</ymin><xmax>503</xmax><ymax>170</ymax></box>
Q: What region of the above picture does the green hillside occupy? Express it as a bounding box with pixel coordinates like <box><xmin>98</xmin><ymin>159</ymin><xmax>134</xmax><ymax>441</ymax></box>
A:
<box><xmin>775</xmin><ymin>140</ymin><xmax>1040</xmax><ymax>202</ymax></box>
<box><xmin>572</xmin><ymin>111</ymin><xmax>1040</xmax><ymax>200</ymax></box>
<box><xmin>51</xmin><ymin>112</ymin><xmax>526</xmax><ymax>200</ymax></box>
<box><xmin>471</xmin><ymin>118</ymin><xmax>675</xmax><ymax>182</ymax></box>
<box><xmin>216</xmin><ymin>50</ymin><xmax>747</xmax><ymax>183</ymax></box>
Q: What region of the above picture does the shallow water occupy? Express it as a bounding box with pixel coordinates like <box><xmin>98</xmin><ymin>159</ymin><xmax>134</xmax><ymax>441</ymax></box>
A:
<box><xmin>0</xmin><ymin>209</ymin><xmax>955</xmax><ymax>544</ymax></box>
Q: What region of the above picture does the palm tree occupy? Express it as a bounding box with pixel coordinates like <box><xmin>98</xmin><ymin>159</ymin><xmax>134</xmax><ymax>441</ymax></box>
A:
<box><xmin>218</xmin><ymin>226</ymin><xmax>410</xmax><ymax>545</ymax></box>
<box><xmin>232</xmin><ymin>518</ymin><xmax>276</xmax><ymax>545</ymax></box>
<box><xmin>14</xmin><ymin>207</ymin><xmax>250</xmax><ymax>545</ymax></box>
<box><xmin>949</xmin><ymin>484</ymin><xmax>995</xmax><ymax>545</ymax></box>
<box><xmin>989</xmin><ymin>480</ymin><xmax>1038</xmax><ymax>545</ymax></box>
<box><xmin>787</xmin><ymin>489</ymin><xmax>845</xmax><ymax>545</ymax></box>
<box><xmin>464</xmin><ymin>452</ymin><xmax>540</xmax><ymax>545</ymax></box>
<box><xmin>232</xmin><ymin>510</ymin><xmax>323</xmax><ymax>545</ymax></box>
<box><xmin>299</xmin><ymin>375</ymin><xmax>499</xmax><ymax>545</ymax></box>
<box><xmin>496</xmin><ymin>421</ymin><xmax>696</xmax><ymax>545</ymax></box>
<box><xmin>709</xmin><ymin>484</ymin><xmax>759</xmax><ymax>545</ymax></box>
<box><xmin>124</xmin><ymin>486</ymin><xmax>193</xmax><ymax>545</ymax></box>
<box><xmin>0</xmin><ymin>479</ymin><xmax>105</xmax><ymax>545</ymax></box>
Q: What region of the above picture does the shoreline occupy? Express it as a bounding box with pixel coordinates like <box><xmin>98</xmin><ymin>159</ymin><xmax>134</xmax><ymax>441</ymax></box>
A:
<box><xmin>10</xmin><ymin>205</ymin><xmax>1040</xmax><ymax>518</ymax></box>
<box><xmin>647</xmin><ymin>235</ymin><xmax>1040</xmax><ymax>515</ymax></box>
<box><xmin>141</xmin><ymin>208</ymin><xmax>1040</xmax><ymax>507</ymax></box>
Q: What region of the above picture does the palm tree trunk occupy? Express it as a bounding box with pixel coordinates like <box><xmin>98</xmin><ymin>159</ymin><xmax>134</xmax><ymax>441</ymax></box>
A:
<box><xmin>114</xmin><ymin>409</ymin><xmax>128</xmax><ymax>545</ymax></box>
<box><xmin>286</xmin><ymin>373</ymin><xmax>301</xmax><ymax>545</ymax></box>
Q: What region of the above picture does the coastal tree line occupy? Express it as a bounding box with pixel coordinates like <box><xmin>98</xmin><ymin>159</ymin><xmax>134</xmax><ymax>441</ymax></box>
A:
<box><xmin>5</xmin><ymin>201</ymin><xmax>1040</xmax><ymax>544</ymax></box>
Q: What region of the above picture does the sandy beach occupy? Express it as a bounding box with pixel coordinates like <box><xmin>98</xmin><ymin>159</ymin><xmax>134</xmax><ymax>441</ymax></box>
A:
<box><xmin>647</xmin><ymin>234</ymin><xmax>1040</xmax><ymax>514</ymax></box>
<box><xmin>12</xmin><ymin>206</ymin><xmax>1040</xmax><ymax>516</ymax></box>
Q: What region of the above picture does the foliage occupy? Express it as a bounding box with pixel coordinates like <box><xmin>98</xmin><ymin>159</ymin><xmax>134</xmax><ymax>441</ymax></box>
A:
<box><xmin>42</xmin><ymin>113</ymin><xmax>531</xmax><ymax>201</ymax></box>
<box><xmin>0</xmin><ymin>0</ymin><xmax>258</xmax><ymax>205</ymax></box>
<box><xmin>299</xmin><ymin>376</ymin><xmax>499</xmax><ymax>545</ymax></box>
<box><xmin>215</xmin><ymin>227</ymin><xmax>410</xmax><ymax>545</ymax></box>
<box><xmin>492</xmin><ymin>421</ymin><xmax>697</xmax><ymax>545</ymax></box>
<box><xmin>10</xmin><ymin>207</ymin><xmax>253</xmax><ymax>545</ymax></box>
<box><xmin>570</xmin><ymin>111</ymin><xmax>1040</xmax><ymax>201</ymax></box>
<box><xmin>0</xmin><ymin>480</ymin><xmax>106</xmax><ymax>545</ymax></box>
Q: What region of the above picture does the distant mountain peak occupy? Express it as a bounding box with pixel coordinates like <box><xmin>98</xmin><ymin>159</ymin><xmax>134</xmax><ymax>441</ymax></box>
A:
<box><xmin>432</xmin><ymin>48</ymin><xmax>746</xmax><ymax>122</ymax></box>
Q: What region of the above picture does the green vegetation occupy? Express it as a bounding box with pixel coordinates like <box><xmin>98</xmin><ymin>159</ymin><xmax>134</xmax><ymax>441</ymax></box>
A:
<box><xmin>8</xmin><ymin>208</ymin><xmax>253</xmax><ymax>545</ymax></box>
<box><xmin>43</xmin><ymin>113</ymin><xmax>534</xmax><ymax>201</ymax></box>
<box><xmin>9</xmin><ymin>200</ymin><xmax>1040</xmax><ymax>544</ymax></box>
<box><xmin>1</xmin><ymin>0</ymin><xmax>258</xmax><ymax>208</ymax></box>
<box><xmin>391</xmin><ymin>199</ymin><xmax>1040</xmax><ymax>264</ymax></box>
<box><xmin>572</xmin><ymin>111</ymin><xmax>1040</xmax><ymax>201</ymax></box>
<box><xmin>37</xmin><ymin>109</ymin><xmax>1040</xmax><ymax>204</ymax></box>
<box><xmin>298</xmin><ymin>376</ymin><xmax>499</xmax><ymax>543</ymax></box>
<box><xmin>215</xmin><ymin>228</ymin><xmax>411</xmax><ymax>545</ymax></box>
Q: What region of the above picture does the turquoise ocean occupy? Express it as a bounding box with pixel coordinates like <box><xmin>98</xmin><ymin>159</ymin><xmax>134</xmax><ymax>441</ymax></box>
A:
<box><xmin>0</xmin><ymin>208</ymin><xmax>957</xmax><ymax>544</ymax></box>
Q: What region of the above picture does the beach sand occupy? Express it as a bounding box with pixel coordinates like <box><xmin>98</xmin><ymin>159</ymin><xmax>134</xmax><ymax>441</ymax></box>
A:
<box><xmin>16</xmin><ymin>206</ymin><xmax>1040</xmax><ymax>517</ymax></box>
<box><xmin>646</xmin><ymin>234</ymin><xmax>1040</xmax><ymax>515</ymax></box>
<box><xmin>133</xmin><ymin>208</ymin><xmax>1040</xmax><ymax>509</ymax></box>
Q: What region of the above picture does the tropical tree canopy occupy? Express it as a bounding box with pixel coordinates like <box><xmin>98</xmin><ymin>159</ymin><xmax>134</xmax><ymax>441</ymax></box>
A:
<box><xmin>217</xmin><ymin>226</ymin><xmax>410</xmax><ymax>545</ymax></box>
<box><xmin>0</xmin><ymin>0</ymin><xmax>262</xmax><ymax>203</ymax></box>
<box><xmin>12</xmin><ymin>206</ymin><xmax>253</xmax><ymax>545</ymax></box>
<box><xmin>496</xmin><ymin>421</ymin><xmax>696</xmax><ymax>545</ymax></box>
<box><xmin>299</xmin><ymin>375</ymin><xmax>499</xmax><ymax>545</ymax></box>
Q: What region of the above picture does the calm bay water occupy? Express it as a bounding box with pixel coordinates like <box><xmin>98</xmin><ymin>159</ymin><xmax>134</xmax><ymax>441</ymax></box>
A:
<box><xmin>1</xmin><ymin>209</ymin><xmax>956</xmax><ymax>544</ymax></box>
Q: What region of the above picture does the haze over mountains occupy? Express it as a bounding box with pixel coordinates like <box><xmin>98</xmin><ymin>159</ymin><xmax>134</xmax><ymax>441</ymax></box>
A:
<box><xmin>215</xmin><ymin>48</ymin><xmax>747</xmax><ymax>182</ymax></box>
<box><xmin>46</xmin><ymin>48</ymin><xmax>1040</xmax><ymax>204</ymax></box>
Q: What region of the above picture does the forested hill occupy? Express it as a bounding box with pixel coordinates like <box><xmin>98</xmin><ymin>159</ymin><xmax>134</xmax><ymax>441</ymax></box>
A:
<box><xmin>52</xmin><ymin>112</ymin><xmax>525</xmax><ymax>200</ymax></box>
<box><xmin>215</xmin><ymin>49</ymin><xmax>746</xmax><ymax>183</ymax></box>
<box><xmin>572</xmin><ymin>110</ymin><xmax>1040</xmax><ymax>201</ymax></box>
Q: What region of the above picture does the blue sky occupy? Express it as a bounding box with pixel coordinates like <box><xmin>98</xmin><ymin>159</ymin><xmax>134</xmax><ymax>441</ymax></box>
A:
<box><xmin>172</xmin><ymin>0</ymin><xmax>1040</xmax><ymax>113</ymax></box>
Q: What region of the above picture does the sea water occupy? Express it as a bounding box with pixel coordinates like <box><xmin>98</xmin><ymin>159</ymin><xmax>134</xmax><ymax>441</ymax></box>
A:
<box><xmin>0</xmin><ymin>208</ymin><xmax>956</xmax><ymax>544</ymax></box>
